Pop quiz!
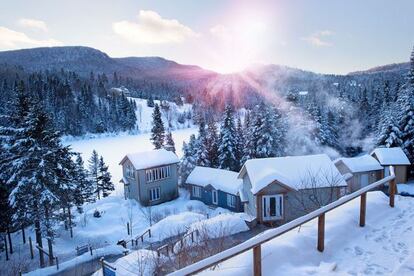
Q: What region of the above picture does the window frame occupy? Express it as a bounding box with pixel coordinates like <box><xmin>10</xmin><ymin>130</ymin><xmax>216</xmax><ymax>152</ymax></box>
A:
<box><xmin>149</xmin><ymin>187</ymin><xmax>161</xmax><ymax>202</ymax></box>
<box><xmin>192</xmin><ymin>186</ymin><xmax>202</xmax><ymax>198</ymax></box>
<box><xmin>227</xmin><ymin>194</ymin><xmax>236</xmax><ymax>208</ymax></box>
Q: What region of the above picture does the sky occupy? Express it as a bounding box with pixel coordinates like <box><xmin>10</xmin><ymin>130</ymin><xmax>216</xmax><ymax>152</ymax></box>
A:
<box><xmin>0</xmin><ymin>0</ymin><xmax>413</xmax><ymax>74</ymax></box>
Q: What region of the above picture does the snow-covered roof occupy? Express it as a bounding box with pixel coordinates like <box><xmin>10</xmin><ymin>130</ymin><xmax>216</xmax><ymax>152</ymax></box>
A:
<box><xmin>370</xmin><ymin>147</ymin><xmax>410</xmax><ymax>165</ymax></box>
<box><xmin>240</xmin><ymin>154</ymin><xmax>347</xmax><ymax>194</ymax></box>
<box><xmin>186</xmin><ymin>166</ymin><xmax>242</xmax><ymax>195</ymax></box>
<box><xmin>120</xmin><ymin>149</ymin><xmax>179</xmax><ymax>170</ymax></box>
<box><xmin>334</xmin><ymin>155</ymin><xmax>383</xmax><ymax>173</ymax></box>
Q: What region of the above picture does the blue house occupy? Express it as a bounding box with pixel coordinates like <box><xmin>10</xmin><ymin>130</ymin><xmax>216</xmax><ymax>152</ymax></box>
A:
<box><xmin>185</xmin><ymin>166</ymin><xmax>244</xmax><ymax>212</ymax></box>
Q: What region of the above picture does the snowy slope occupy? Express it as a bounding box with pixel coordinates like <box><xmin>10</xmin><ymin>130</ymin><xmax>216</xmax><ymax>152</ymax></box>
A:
<box><xmin>195</xmin><ymin>192</ymin><xmax>414</xmax><ymax>275</ymax></box>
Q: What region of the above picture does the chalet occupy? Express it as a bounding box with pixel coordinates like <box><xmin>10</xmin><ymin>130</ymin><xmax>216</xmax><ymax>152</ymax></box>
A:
<box><xmin>334</xmin><ymin>155</ymin><xmax>383</xmax><ymax>192</ymax></box>
<box><xmin>186</xmin><ymin>166</ymin><xmax>244</xmax><ymax>212</ymax></box>
<box><xmin>371</xmin><ymin>147</ymin><xmax>411</xmax><ymax>184</ymax></box>
<box><xmin>238</xmin><ymin>154</ymin><xmax>347</xmax><ymax>225</ymax></box>
<box><xmin>119</xmin><ymin>149</ymin><xmax>179</xmax><ymax>206</ymax></box>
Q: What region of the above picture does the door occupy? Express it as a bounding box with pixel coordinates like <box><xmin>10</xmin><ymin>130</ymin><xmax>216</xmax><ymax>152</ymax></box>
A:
<box><xmin>360</xmin><ymin>174</ymin><xmax>369</xmax><ymax>187</ymax></box>
<box><xmin>212</xmin><ymin>190</ymin><xmax>218</xmax><ymax>205</ymax></box>
<box><xmin>262</xmin><ymin>195</ymin><xmax>283</xmax><ymax>221</ymax></box>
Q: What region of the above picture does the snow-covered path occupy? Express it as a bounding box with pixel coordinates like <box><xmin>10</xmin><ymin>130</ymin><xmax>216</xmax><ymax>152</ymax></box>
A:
<box><xmin>199</xmin><ymin>192</ymin><xmax>414</xmax><ymax>276</ymax></box>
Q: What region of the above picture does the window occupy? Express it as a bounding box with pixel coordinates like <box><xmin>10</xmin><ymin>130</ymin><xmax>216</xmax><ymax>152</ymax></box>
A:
<box><xmin>262</xmin><ymin>195</ymin><xmax>283</xmax><ymax>220</ymax></box>
<box><xmin>126</xmin><ymin>164</ymin><xmax>134</xmax><ymax>179</ymax></box>
<box><xmin>192</xmin><ymin>186</ymin><xmax>201</xmax><ymax>198</ymax></box>
<box><xmin>149</xmin><ymin>187</ymin><xmax>160</xmax><ymax>201</ymax></box>
<box><xmin>227</xmin><ymin>194</ymin><xmax>236</xmax><ymax>207</ymax></box>
<box><xmin>212</xmin><ymin>190</ymin><xmax>218</xmax><ymax>205</ymax></box>
<box><xmin>145</xmin><ymin>165</ymin><xmax>171</xmax><ymax>183</ymax></box>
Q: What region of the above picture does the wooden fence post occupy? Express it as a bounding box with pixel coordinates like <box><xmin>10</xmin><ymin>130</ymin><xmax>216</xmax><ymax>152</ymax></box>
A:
<box><xmin>253</xmin><ymin>245</ymin><xmax>262</xmax><ymax>276</ymax></box>
<box><xmin>317</xmin><ymin>214</ymin><xmax>325</xmax><ymax>252</ymax></box>
<box><xmin>127</xmin><ymin>222</ymin><xmax>130</xmax><ymax>236</ymax></box>
<box><xmin>149</xmin><ymin>229</ymin><xmax>152</xmax><ymax>238</ymax></box>
<box><xmin>56</xmin><ymin>256</ymin><xmax>59</xmax><ymax>270</ymax></box>
<box><xmin>29</xmin><ymin>237</ymin><xmax>34</xmax><ymax>259</ymax></box>
<box><xmin>360</xmin><ymin>193</ymin><xmax>367</xmax><ymax>227</ymax></box>
<box><xmin>389</xmin><ymin>177</ymin><xmax>396</xmax><ymax>208</ymax></box>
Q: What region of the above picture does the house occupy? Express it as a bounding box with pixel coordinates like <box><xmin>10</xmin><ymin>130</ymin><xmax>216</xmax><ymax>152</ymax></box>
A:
<box><xmin>334</xmin><ymin>155</ymin><xmax>383</xmax><ymax>192</ymax></box>
<box><xmin>185</xmin><ymin>166</ymin><xmax>244</xmax><ymax>212</ymax></box>
<box><xmin>238</xmin><ymin>154</ymin><xmax>347</xmax><ymax>225</ymax></box>
<box><xmin>371</xmin><ymin>147</ymin><xmax>411</xmax><ymax>183</ymax></box>
<box><xmin>119</xmin><ymin>149</ymin><xmax>179</xmax><ymax>206</ymax></box>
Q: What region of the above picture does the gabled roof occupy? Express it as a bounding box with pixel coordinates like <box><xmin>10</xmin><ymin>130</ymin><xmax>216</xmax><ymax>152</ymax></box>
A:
<box><xmin>370</xmin><ymin>147</ymin><xmax>410</xmax><ymax>165</ymax></box>
<box><xmin>334</xmin><ymin>155</ymin><xmax>383</xmax><ymax>173</ymax></box>
<box><xmin>239</xmin><ymin>154</ymin><xmax>347</xmax><ymax>195</ymax></box>
<box><xmin>119</xmin><ymin>149</ymin><xmax>179</xmax><ymax>170</ymax></box>
<box><xmin>185</xmin><ymin>166</ymin><xmax>242</xmax><ymax>195</ymax></box>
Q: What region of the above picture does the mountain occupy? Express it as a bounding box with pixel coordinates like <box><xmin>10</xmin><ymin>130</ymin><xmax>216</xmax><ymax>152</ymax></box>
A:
<box><xmin>348</xmin><ymin>62</ymin><xmax>410</xmax><ymax>75</ymax></box>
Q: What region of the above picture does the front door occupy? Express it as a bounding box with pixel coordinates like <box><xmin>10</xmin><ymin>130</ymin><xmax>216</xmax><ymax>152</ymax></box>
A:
<box><xmin>212</xmin><ymin>190</ymin><xmax>218</xmax><ymax>205</ymax></box>
<box><xmin>262</xmin><ymin>195</ymin><xmax>283</xmax><ymax>221</ymax></box>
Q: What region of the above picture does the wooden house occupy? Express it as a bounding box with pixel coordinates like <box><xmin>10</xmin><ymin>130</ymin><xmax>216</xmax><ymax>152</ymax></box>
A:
<box><xmin>334</xmin><ymin>155</ymin><xmax>383</xmax><ymax>192</ymax></box>
<box><xmin>119</xmin><ymin>149</ymin><xmax>179</xmax><ymax>206</ymax></box>
<box><xmin>371</xmin><ymin>147</ymin><xmax>410</xmax><ymax>183</ymax></box>
<box><xmin>186</xmin><ymin>166</ymin><xmax>244</xmax><ymax>212</ymax></box>
<box><xmin>238</xmin><ymin>154</ymin><xmax>347</xmax><ymax>225</ymax></box>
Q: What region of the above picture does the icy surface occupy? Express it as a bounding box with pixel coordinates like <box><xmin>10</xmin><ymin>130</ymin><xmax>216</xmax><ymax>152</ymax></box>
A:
<box><xmin>371</xmin><ymin>147</ymin><xmax>410</xmax><ymax>165</ymax></box>
<box><xmin>186</xmin><ymin>166</ymin><xmax>242</xmax><ymax>195</ymax></box>
<box><xmin>242</xmin><ymin>154</ymin><xmax>347</xmax><ymax>194</ymax></box>
<box><xmin>334</xmin><ymin>154</ymin><xmax>383</xmax><ymax>173</ymax></box>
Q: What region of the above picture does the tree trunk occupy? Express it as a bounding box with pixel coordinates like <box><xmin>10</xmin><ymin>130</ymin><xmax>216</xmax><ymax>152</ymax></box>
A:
<box><xmin>63</xmin><ymin>207</ymin><xmax>68</xmax><ymax>230</ymax></box>
<box><xmin>67</xmin><ymin>206</ymin><xmax>73</xmax><ymax>238</ymax></box>
<box><xmin>7</xmin><ymin>228</ymin><xmax>13</xmax><ymax>254</ymax></box>
<box><xmin>22</xmin><ymin>226</ymin><xmax>26</xmax><ymax>244</ymax></box>
<box><xmin>35</xmin><ymin>220</ymin><xmax>45</xmax><ymax>267</ymax></box>
<box><xmin>47</xmin><ymin>238</ymin><xmax>54</xmax><ymax>266</ymax></box>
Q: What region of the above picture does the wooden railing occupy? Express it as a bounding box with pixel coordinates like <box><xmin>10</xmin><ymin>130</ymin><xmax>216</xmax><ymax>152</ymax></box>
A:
<box><xmin>169</xmin><ymin>167</ymin><xmax>397</xmax><ymax>276</ymax></box>
<box><xmin>156</xmin><ymin>229</ymin><xmax>200</xmax><ymax>257</ymax></box>
<box><xmin>132</xmin><ymin>228</ymin><xmax>152</xmax><ymax>247</ymax></box>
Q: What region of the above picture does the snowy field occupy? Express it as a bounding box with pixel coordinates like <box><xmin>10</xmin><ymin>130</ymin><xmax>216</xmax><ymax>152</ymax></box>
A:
<box><xmin>191</xmin><ymin>192</ymin><xmax>414</xmax><ymax>276</ymax></box>
<box><xmin>63</xmin><ymin>127</ymin><xmax>197</xmax><ymax>193</ymax></box>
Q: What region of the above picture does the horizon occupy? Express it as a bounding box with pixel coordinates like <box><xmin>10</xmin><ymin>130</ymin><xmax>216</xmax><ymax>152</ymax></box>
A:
<box><xmin>1</xmin><ymin>0</ymin><xmax>414</xmax><ymax>74</ymax></box>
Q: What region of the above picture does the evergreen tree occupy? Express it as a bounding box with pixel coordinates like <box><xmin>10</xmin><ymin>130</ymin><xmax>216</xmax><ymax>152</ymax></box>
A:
<box><xmin>377</xmin><ymin>119</ymin><xmax>403</xmax><ymax>148</ymax></box>
<box><xmin>218</xmin><ymin>105</ymin><xmax>238</xmax><ymax>171</ymax></box>
<box><xmin>150</xmin><ymin>104</ymin><xmax>165</xmax><ymax>149</ymax></box>
<box><xmin>235</xmin><ymin>117</ymin><xmax>245</xmax><ymax>169</ymax></box>
<box><xmin>73</xmin><ymin>154</ymin><xmax>95</xmax><ymax>208</ymax></box>
<box><xmin>205</xmin><ymin>120</ymin><xmax>219</xmax><ymax>168</ymax></box>
<box><xmin>409</xmin><ymin>46</ymin><xmax>414</xmax><ymax>87</ymax></box>
<box><xmin>97</xmin><ymin>156</ymin><xmax>114</xmax><ymax>198</ymax></box>
<box><xmin>88</xmin><ymin>150</ymin><xmax>100</xmax><ymax>199</ymax></box>
<box><xmin>195</xmin><ymin>119</ymin><xmax>209</xmax><ymax>166</ymax></box>
<box><xmin>180</xmin><ymin>135</ymin><xmax>197</xmax><ymax>184</ymax></box>
<box><xmin>164</xmin><ymin>131</ymin><xmax>176</xmax><ymax>153</ymax></box>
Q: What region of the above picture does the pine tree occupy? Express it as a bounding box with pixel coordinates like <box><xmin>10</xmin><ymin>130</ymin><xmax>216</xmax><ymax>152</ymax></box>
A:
<box><xmin>88</xmin><ymin>150</ymin><xmax>100</xmax><ymax>199</ymax></box>
<box><xmin>234</xmin><ymin>117</ymin><xmax>245</xmax><ymax>169</ymax></box>
<box><xmin>398</xmin><ymin>101</ymin><xmax>414</xmax><ymax>164</ymax></box>
<box><xmin>409</xmin><ymin>46</ymin><xmax>414</xmax><ymax>88</ymax></box>
<box><xmin>73</xmin><ymin>154</ymin><xmax>95</xmax><ymax>208</ymax></box>
<box><xmin>377</xmin><ymin>119</ymin><xmax>403</xmax><ymax>148</ymax></box>
<box><xmin>205</xmin><ymin>120</ymin><xmax>219</xmax><ymax>168</ymax></box>
<box><xmin>164</xmin><ymin>131</ymin><xmax>176</xmax><ymax>153</ymax></box>
<box><xmin>180</xmin><ymin>135</ymin><xmax>197</xmax><ymax>184</ymax></box>
<box><xmin>218</xmin><ymin>105</ymin><xmax>238</xmax><ymax>171</ymax></box>
<box><xmin>195</xmin><ymin>119</ymin><xmax>209</xmax><ymax>166</ymax></box>
<box><xmin>97</xmin><ymin>156</ymin><xmax>114</xmax><ymax>198</ymax></box>
<box><xmin>150</xmin><ymin>103</ymin><xmax>165</xmax><ymax>149</ymax></box>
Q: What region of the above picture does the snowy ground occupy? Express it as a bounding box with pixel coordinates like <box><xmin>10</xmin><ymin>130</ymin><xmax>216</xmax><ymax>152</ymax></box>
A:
<box><xmin>398</xmin><ymin>181</ymin><xmax>414</xmax><ymax>196</ymax></box>
<box><xmin>191</xmin><ymin>192</ymin><xmax>414</xmax><ymax>276</ymax></box>
<box><xmin>63</xmin><ymin>127</ymin><xmax>197</xmax><ymax>193</ymax></box>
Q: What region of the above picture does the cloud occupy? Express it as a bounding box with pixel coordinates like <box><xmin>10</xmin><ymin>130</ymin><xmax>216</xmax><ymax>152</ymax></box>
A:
<box><xmin>210</xmin><ymin>25</ymin><xmax>231</xmax><ymax>41</ymax></box>
<box><xmin>302</xmin><ymin>30</ymin><xmax>334</xmax><ymax>47</ymax></box>
<box><xmin>113</xmin><ymin>10</ymin><xmax>198</xmax><ymax>44</ymax></box>
<box><xmin>18</xmin><ymin>18</ymin><xmax>48</xmax><ymax>32</ymax></box>
<box><xmin>0</xmin><ymin>26</ymin><xmax>62</xmax><ymax>48</ymax></box>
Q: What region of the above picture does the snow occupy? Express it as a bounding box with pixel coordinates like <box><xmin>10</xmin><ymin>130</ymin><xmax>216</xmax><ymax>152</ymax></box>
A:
<box><xmin>241</xmin><ymin>154</ymin><xmax>347</xmax><ymax>194</ymax></box>
<box><xmin>188</xmin><ymin>213</ymin><xmax>250</xmax><ymax>240</ymax></box>
<box><xmin>122</xmin><ymin>149</ymin><xmax>179</xmax><ymax>170</ymax></box>
<box><xmin>185</xmin><ymin>192</ymin><xmax>414</xmax><ymax>275</ymax></box>
<box><xmin>64</xmin><ymin>128</ymin><xmax>197</xmax><ymax>193</ymax></box>
<box><xmin>186</xmin><ymin>166</ymin><xmax>242</xmax><ymax>195</ymax></box>
<box><xmin>334</xmin><ymin>154</ymin><xmax>383</xmax><ymax>173</ymax></box>
<box><xmin>398</xmin><ymin>181</ymin><xmax>414</xmax><ymax>196</ymax></box>
<box><xmin>371</xmin><ymin>147</ymin><xmax>411</xmax><ymax>165</ymax></box>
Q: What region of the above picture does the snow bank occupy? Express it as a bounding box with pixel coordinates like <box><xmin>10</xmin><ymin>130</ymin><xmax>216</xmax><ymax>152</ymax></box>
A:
<box><xmin>149</xmin><ymin>212</ymin><xmax>205</xmax><ymax>242</ymax></box>
<box><xmin>186</xmin><ymin>166</ymin><xmax>242</xmax><ymax>195</ymax></box>
<box><xmin>398</xmin><ymin>183</ymin><xmax>414</xmax><ymax>196</ymax></box>
<box><xmin>334</xmin><ymin>154</ymin><xmax>383</xmax><ymax>173</ymax></box>
<box><xmin>122</xmin><ymin>149</ymin><xmax>179</xmax><ymax>170</ymax></box>
<box><xmin>371</xmin><ymin>147</ymin><xmax>410</xmax><ymax>165</ymax></box>
<box><xmin>188</xmin><ymin>213</ymin><xmax>249</xmax><ymax>240</ymax></box>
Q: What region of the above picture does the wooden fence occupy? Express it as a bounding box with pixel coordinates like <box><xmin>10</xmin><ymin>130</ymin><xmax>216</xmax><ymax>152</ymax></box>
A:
<box><xmin>169</xmin><ymin>167</ymin><xmax>397</xmax><ymax>276</ymax></box>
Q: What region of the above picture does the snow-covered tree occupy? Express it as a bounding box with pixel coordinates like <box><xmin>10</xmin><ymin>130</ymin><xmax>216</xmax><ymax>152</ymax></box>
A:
<box><xmin>97</xmin><ymin>156</ymin><xmax>114</xmax><ymax>198</ymax></box>
<box><xmin>180</xmin><ymin>135</ymin><xmax>197</xmax><ymax>184</ymax></box>
<box><xmin>88</xmin><ymin>150</ymin><xmax>100</xmax><ymax>199</ymax></box>
<box><xmin>73</xmin><ymin>154</ymin><xmax>95</xmax><ymax>208</ymax></box>
<box><xmin>204</xmin><ymin>120</ymin><xmax>219</xmax><ymax>168</ymax></box>
<box><xmin>164</xmin><ymin>131</ymin><xmax>176</xmax><ymax>153</ymax></box>
<box><xmin>218</xmin><ymin>105</ymin><xmax>238</xmax><ymax>171</ymax></box>
<box><xmin>150</xmin><ymin>103</ymin><xmax>165</xmax><ymax>149</ymax></box>
<box><xmin>195</xmin><ymin>119</ymin><xmax>209</xmax><ymax>166</ymax></box>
